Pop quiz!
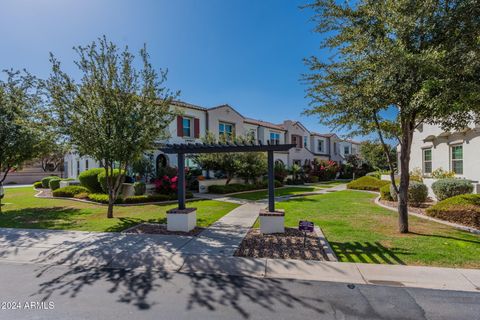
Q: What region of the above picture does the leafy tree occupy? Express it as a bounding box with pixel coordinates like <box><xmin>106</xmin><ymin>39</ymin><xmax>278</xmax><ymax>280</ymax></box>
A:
<box><xmin>46</xmin><ymin>37</ymin><xmax>177</xmax><ymax>218</ymax></box>
<box><xmin>236</xmin><ymin>152</ymin><xmax>267</xmax><ymax>184</ymax></box>
<box><xmin>303</xmin><ymin>0</ymin><xmax>480</xmax><ymax>233</ymax></box>
<box><xmin>360</xmin><ymin>140</ymin><xmax>397</xmax><ymax>171</ymax></box>
<box><xmin>0</xmin><ymin>70</ymin><xmax>42</xmax><ymax>212</ymax></box>
<box><xmin>37</xmin><ymin>133</ymin><xmax>69</xmax><ymax>174</ymax></box>
<box><xmin>345</xmin><ymin>154</ymin><xmax>362</xmax><ymax>180</ymax></box>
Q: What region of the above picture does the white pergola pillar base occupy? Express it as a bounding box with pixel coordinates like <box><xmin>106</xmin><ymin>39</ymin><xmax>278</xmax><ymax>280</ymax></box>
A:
<box><xmin>259</xmin><ymin>209</ymin><xmax>285</xmax><ymax>234</ymax></box>
<box><xmin>167</xmin><ymin>208</ymin><xmax>197</xmax><ymax>232</ymax></box>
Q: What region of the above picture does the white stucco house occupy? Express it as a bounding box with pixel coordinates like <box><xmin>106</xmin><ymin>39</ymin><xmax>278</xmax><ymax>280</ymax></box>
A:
<box><xmin>63</xmin><ymin>100</ymin><xmax>361</xmax><ymax>180</ymax></box>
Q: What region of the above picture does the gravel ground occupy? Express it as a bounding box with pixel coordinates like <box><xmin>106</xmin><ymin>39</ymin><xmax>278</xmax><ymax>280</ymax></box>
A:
<box><xmin>235</xmin><ymin>227</ymin><xmax>327</xmax><ymax>260</ymax></box>
<box><xmin>122</xmin><ymin>223</ymin><xmax>205</xmax><ymax>236</ymax></box>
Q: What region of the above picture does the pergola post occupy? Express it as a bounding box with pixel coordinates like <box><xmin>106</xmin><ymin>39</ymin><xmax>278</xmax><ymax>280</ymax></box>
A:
<box><xmin>267</xmin><ymin>150</ymin><xmax>275</xmax><ymax>212</ymax></box>
<box><xmin>177</xmin><ymin>153</ymin><xmax>185</xmax><ymax>210</ymax></box>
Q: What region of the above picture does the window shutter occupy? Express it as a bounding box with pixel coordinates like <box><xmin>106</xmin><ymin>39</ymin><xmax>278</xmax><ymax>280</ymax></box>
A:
<box><xmin>194</xmin><ymin>118</ymin><xmax>200</xmax><ymax>138</ymax></box>
<box><xmin>177</xmin><ymin>116</ymin><xmax>183</xmax><ymax>137</ymax></box>
<box><xmin>299</xmin><ymin>136</ymin><xmax>303</xmax><ymax>148</ymax></box>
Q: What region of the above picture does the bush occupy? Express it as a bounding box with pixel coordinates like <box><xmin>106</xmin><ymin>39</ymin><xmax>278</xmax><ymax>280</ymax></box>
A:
<box><xmin>53</xmin><ymin>186</ymin><xmax>90</xmax><ymax>198</ymax></box>
<box><xmin>431</xmin><ymin>179</ymin><xmax>473</xmax><ymax>201</ymax></box>
<box><xmin>78</xmin><ymin>168</ymin><xmax>104</xmax><ymax>193</ymax></box>
<box><xmin>33</xmin><ymin>181</ymin><xmax>43</xmax><ymax>189</ymax></box>
<box><xmin>73</xmin><ymin>192</ymin><xmax>90</xmax><ymax>200</ymax></box>
<box><xmin>48</xmin><ymin>178</ymin><xmax>62</xmax><ymax>191</ymax></box>
<box><xmin>123</xmin><ymin>194</ymin><xmax>171</xmax><ymax>204</ymax></box>
<box><xmin>407</xmin><ymin>181</ymin><xmax>428</xmax><ymax>206</ymax></box>
<box><xmin>133</xmin><ymin>182</ymin><xmax>146</xmax><ymax>196</ymax></box>
<box><xmin>366</xmin><ymin>171</ymin><xmax>381</xmax><ymax>180</ymax></box>
<box><xmin>380</xmin><ymin>184</ymin><xmax>393</xmax><ymax>201</ymax></box>
<box><xmin>431</xmin><ymin>168</ymin><xmax>455</xmax><ymax>179</ymax></box>
<box><xmin>346</xmin><ymin>176</ymin><xmax>389</xmax><ymax>191</ymax></box>
<box><xmin>87</xmin><ymin>193</ymin><xmax>123</xmax><ymax>204</ymax></box>
<box><xmin>41</xmin><ymin>176</ymin><xmax>58</xmax><ymax>188</ymax></box>
<box><xmin>426</xmin><ymin>194</ymin><xmax>480</xmax><ymax>229</ymax></box>
<box><xmin>97</xmin><ymin>169</ymin><xmax>125</xmax><ymax>193</ymax></box>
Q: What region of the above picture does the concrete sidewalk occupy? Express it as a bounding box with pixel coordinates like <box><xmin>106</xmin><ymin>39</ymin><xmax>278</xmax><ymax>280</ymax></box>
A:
<box><xmin>1</xmin><ymin>227</ymin><xmax>479</xmax><ymax>293</ymax></box>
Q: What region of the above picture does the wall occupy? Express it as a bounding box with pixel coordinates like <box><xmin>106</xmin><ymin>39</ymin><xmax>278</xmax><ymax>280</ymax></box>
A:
<box><xmin>207</xmin><ymin>105</ymin><xmax>246</xmax><ymax>138</ymax></box>
<box><xmin>282</xmin><ymin>120</ymin><xmax>314</xmax><ymax>166</ymax></box>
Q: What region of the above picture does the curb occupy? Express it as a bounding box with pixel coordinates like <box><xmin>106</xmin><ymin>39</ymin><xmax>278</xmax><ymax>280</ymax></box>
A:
<box><xmin>314</xmin><ymin>226</ymin><xmax>338</xmax><ymax>262</ymax></box>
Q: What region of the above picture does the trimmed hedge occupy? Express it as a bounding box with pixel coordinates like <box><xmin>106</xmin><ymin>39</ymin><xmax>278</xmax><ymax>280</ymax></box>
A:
<box><xmin>346</xmin><ymin>176</ymin><xmax>389</xmax><ymax>191</ymax></box>
<box><xmin>380</xmin><ymin>184</ymin><xmax>393</xmax><ymax>201</ymax></box>
<box><xmin>48</xmin><ymin>178</ymin><xmax>62</xmax><ymax>191</ymax></box>
<box><xmin>407</xmin><ymin>181</ymin><xmax>428</xmax><ymax>206</ymax></box>
<box><xmin>33</xmin><ymin>181</ymin><xmax>43</xmax><ymax>189</ymax></box>
<box><xmin>97</xmin><ymin>169</ymin><xmax>125</xmax><ymax>193</ymax></box>
<box><xmin>87</xmin><ymin>191</ymin><xmax>194</xmax><ymax>204</ymax></box>
<box><xmin>426</xmin><ymin>194</ymin><xmax>480</xmax><ymax>229</ymax></box>
<box><xmin>87</xmin><ymin>193</ymin><xmax>123</xmax><ymax>204</ymax></box>
<box><xmin>133</xmin><ymin>182</ymin><xmax>146</xmax><ymax>196</ymax></box>
<box><xmin>208</xmin><ymin>181</ymin><xmax>282</xmax><ymax>194</ymax></box>
<box><xmin>53</xmin><ymin>186</ymin><xmax>90</xmax><ymax>198</ymax></box>
<box><xmin>41</xmin><ymin>176</ymin><xmax>58</xmax><ymax>188</ymax></box>
<box><xmin>78</xmin><ymin>168</ymin><xmax>104</xmax><ymax>193</ymax></box>
<box><xmin>432</xmin><ymin>179</ymin><xmax>473</xmax><ymax>201</ymax></box>
<box><xmin>366</xmin><ymin>171</ymin><xmax>381</xmax><ymax>180</ymax></box>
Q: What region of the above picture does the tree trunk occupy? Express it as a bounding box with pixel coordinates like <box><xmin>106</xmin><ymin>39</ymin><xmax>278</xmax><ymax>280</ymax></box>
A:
<box><xmin>397</xmin><ymin>121</ymin><xmax>414</xmax><ymax>233</ymax></box>
<box><xmin>107</xmin><ymin>200</ymin><xmax>114</xmax><ymax>219</ymax></box>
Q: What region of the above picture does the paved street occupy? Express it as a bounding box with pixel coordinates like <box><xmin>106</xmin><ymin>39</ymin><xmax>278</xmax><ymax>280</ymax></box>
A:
<box><xmin>0</xmin><ymin>261</ymin><xmax>479</xmax><ymax>320</ymax></box>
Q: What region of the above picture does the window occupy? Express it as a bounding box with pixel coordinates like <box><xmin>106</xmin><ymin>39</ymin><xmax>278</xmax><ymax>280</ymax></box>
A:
<box><xmin>291</xmin><ymin>135</ymin><xmax>302</xmax><ymax>148</ymax></box>
<box><xmin>183</xmin><ymin>118</ymin><xmax>192</xmax><ymax>137</ymax></box>
<box><xmin>451</xmin><ymin>145</ymin><xmax>463</xmax><ymax>175</ymax></box>
<box><xmin>334</xmin><ymin>142</ymin><xmax>337</xmax><ymax>154</ymax></box>
<box><xmin>304</xmin><ymin>136</ymin><xmax>308</xmax><ymax>147</ymax></box>
<box><xmin>423</xmin><ymin>148</ymin><xmax>432</xmax><ymax>174</ymax></box>
<box><xmin>270</xmin><ymin>132</ymin><xmax>280</xmax><ymax>144</ymax></box>
<box><xmin>85</xmin><ymin>159</ymin><xmax>89</xmax><ymax>170</ymax></box>
<box><xmin>76</xmin><ymin>160</ymin><xmax>80</xmax><ymax>176</ymax></box>
<box><xmin>318</xmin><ymin>140</ymin><xmax>324</xmax><ymax>152</ymax></box>
<box><xmin>344</xmin><ymin>146</ymin><xmax>350</xmax><ymax>155</ymax></box>
<box><xmin>219</xmin><ymin>122</ymin><xmax>234</xmax><ymax>141</ymax></box>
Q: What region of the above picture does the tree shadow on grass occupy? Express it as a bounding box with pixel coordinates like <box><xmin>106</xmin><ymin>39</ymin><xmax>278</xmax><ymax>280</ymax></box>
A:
<box><xmin>0</xmin><ymin>207</ymin><xmax>90</xmax><ymax>230</ymax></box>
<box><xmin>330</xmin><ymin>241</ymin><xmax>409</xmax><ymax>265</ymax></box>
<box><xmin>408</xmin><ymin>232</ymin><xmax>480</xmax><ymax>244</ymax></box>
<box><xmin>104</xmin><ymin>217</ymin><xmax>167</xmax><ymax>233</ymax></box>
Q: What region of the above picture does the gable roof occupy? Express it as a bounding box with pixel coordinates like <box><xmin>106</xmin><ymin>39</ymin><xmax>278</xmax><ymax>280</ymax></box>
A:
<box><xmin>171</xmin><ymin>100</ymin><xmax>207</xmax><ymax>111</ymax></box>
<box><xmin>311</xmin><ymin>132</ymin><xmax>336</xmax><ymax>138</ymax></box>
<box><xmin>244</xmin><ymin>118</ymin><xmax>286</xmax><ymax>131</ymax></box>
<box><xmin>208</xmin><ymin>104</ymin><xmax>245</xmax><ymax>119</ymax></box>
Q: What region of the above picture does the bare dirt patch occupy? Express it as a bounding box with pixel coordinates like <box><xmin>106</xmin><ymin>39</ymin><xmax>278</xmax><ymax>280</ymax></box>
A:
<box><xmin>234</xmin><ymin>227</ymin><xmax>327</xmax><ymax>261</ymax></box>
<box><xmin>122</xmin><ymin>223</ymin><xmax>205</xmax><ymax>236</ymax></box>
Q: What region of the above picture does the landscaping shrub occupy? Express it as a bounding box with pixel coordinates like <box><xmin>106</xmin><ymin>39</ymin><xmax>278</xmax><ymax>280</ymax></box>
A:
<box><xmin>209</xmin><ymin>183</ymin><xmax>257</xmax><ymax>194</ymax></box>
<box><xmin>78</xmin><ymin>168</ymin><xmax>104</xmax><ymax>193</ymax></box>
<box><xmin>432</xmin><ymin>179</ymin><xmax>473</xmax><ymax>201</ymax></box>
<box><xmin>426</xmin><ymin>194</ymin><xmax>480</xmax><ymax>229</ymax></box>
<box><xmin>41</xmin><ymin>176</ymin><xmax>58</xmax><ymax>188</ymax></box>
<box><xmin>346</xmin><ymin>176</ymin><xmax>389</xmax><ymax>191</ymax></box>
<box><xmin>97</xmin><ymin>169</ymin><xmax>125</xmax><ymax>193</ymax></box>
<box><xmin>48</xmin><ymin>178</ymin><xmax>62</xmax><ymax>191</ymax></box>
<box><xmin>87</xmin><ymin>193</ymin><xmax>123</xmax><ymax>204</ymax></box>
<box><xmin>123</xmin><ymin>194</ymin><xmax>171</xmax><ymax>204</ymax></box>
<box><xmin>380</xmin><ymin>184</ymin><xmax>393</xmax><ymax>201</ymax></box>
<box><xmin>366</xmin><ymin>171</ymin><xmax>381</xmax><ymax>180</ymax></box>
<box><xmin>133</xmin><ymin>181</ymin><xmax>146</xmax><ymax>196</ymax></box>
<box><xmin>53</xmin><ymin>186</ymin><xmax>90</xmax><ymax>198</ymax></box>
<box><xmin>154</xmin><ymin>175</ymin><xmax>177</xmax><ymax>194</ymax></box>
<box><xmin>407</xmin><ymin>181</ymin><xmax>428</xmax><ymax>206</ymax></box>
<box><xmin>73</xmin><ymin>192</ymin><xmax>90</xmax><ymax>200</ymax></box>
<box><xmin>33</xmin><ymin>181</ymin><xmax>43</xmax><ymax>189</ymax></box>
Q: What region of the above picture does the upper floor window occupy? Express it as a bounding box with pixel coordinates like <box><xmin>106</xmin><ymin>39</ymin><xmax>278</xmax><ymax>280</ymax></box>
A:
<box><xmin>423</xmin><ymin>148</ymin><xmax>432</xmax><ymax>174</ymax></box>
<box><xmin>270</xmin><ymin>132</ymin><xmax>280</xmax><ymax>144</ymax></box>
<box><xmin>344</xmin><ymin>146</ymin><xmax>350</xmax><ymax>155</ymax></box>
<box><xmin>318</xmin><ymin>140</ymin><xmax>324</xmax><ymax>152</ymax></box>
<box><xmin>219</xmin><ymin>122</ymin><xmax>234</xmax><ymax>141</ymax></box>
<box><xmin>183</xmin><ymin>118</ymin><xmax>192</xmax><ymax>137</ymax></box>
<box><xmin>291</xmin><ymin>135</ymin><xmax>302</xmax><ymax>148</ymax></box>
<box><xmin>85</xmin><ymin>159</ymin><xmax>89</xmax><ymax>171</ymax></box>
<box><xmin>304</xmin><ymin>136</ymin><xmax>308</xmax><ymax>148</ymax></box>
<box><xmin>451</xmin><ymin>145</ymin><xmax>463</xmax><ymax>175</ymax></box>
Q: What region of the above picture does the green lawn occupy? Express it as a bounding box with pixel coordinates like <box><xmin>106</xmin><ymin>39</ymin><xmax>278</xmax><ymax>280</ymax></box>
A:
<box><xmin>0</xmin><ymin>187</ymin><xmax>239</xmax><ymax>232</ymax></box>
<box><xmin>232</xmin><ymin>187</ymin><xmax>318</xmax><ymax>201</ymax></box>
<box><xmin>309</xmin><ymin>181</ymin><xmax>349</xmax><ymax>189</ymax></box>
<box><xmin>269</xmin><ymin>190</ymin><xmax>480</xmax><ymax>268</ymax></box>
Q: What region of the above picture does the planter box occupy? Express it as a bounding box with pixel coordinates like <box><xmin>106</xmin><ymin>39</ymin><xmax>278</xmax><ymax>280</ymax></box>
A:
<box><xmin>259</xmin><ymin>209</ymin><xmax>285</xmax><ymax>234</ymax></box>
<box><xmin>167</xmin><ymin>208</ymin><xmax>197</xmax><ymax>232</ymax></box>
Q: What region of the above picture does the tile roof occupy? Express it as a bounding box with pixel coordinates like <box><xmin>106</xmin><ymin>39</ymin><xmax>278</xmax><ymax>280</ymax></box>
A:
<box><xmin>170</xmin><ymin>100</ymin><xmax>207</xmax><ymax>111</ymax></box>
<box><xmin>244</xmin><ymin>118</ymin><xmax>286</xmax><ymax>131</ymax></box>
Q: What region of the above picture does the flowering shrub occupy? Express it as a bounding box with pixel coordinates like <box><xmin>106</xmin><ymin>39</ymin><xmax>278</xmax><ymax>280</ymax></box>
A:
<box><xmin>154</xmin><ymin>175</ymin><xmax>178</xmax><ymax>194</ymax></box>
<box><xmin>311</xmin><ymin>160</ymin><xmax>339</xmax><ymax>181</ymax></box>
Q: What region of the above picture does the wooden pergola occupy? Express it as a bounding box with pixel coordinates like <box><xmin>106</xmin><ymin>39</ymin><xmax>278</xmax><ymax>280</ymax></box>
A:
<box><xmin>160</xmin><ymin>142</ymin><xmax>296</xmax><ymax>212</ymax></box>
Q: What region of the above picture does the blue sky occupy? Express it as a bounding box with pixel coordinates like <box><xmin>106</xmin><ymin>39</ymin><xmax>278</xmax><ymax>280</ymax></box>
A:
<box><xmin>0</xmin><ymin>0</ymin><xmax>354</xmax><ymax>137</ymax></box>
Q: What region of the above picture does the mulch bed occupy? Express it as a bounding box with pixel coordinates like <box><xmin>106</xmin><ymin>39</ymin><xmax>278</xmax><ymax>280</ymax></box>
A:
<box><xmin>122</xmin><ymin>223</ymin><xmax>205</xmax><ymax>236</ymax></box>
<box><xmin>234</xmin><ymin>227</ymin><xmax>327</xmax><ymax>261</ymax></box>
<box><xmin>378</xmin><ymin>199</ymin><xmax>434</xmax><ymax>215</ymax></box>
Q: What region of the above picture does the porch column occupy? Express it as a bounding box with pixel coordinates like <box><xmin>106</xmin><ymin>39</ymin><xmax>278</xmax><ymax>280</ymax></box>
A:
<box><xmin>177</xmin><ymin>153</ymin><xmax>185</xmax><ymax>210</ymax></box>
<box><xmin>268</xmin><ymin>150</ymin><xmax>275</xmax><ymax>212</ymax></box>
